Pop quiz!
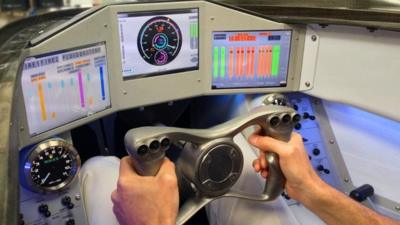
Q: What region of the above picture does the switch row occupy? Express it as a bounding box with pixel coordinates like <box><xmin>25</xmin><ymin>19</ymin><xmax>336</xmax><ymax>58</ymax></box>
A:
<box><xmin>137</xmin><ymin>138</ymin><xmax>170</xmax><ymax>156</ymax></box>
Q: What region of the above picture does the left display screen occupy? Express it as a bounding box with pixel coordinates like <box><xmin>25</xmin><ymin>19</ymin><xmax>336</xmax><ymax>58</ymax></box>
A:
<box><xmin>21</xmin><ymin>43</ymin><xmax>111</xmax><ymax>136</ymax></box>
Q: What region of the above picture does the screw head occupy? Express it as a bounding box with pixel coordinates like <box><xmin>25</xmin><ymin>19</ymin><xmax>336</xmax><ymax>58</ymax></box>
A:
<box><xmin>329</xmin><ymin>139</ymin><xmax>335</xmax><ymax>144</ymax></box>
<box><xmin>305</xmin><ymin>81</ymin><xmax>311</xmax><ymax>87</ymax></box>
<box><xmin>395</xmin><ymin>206</ymin><xmax>400</xmax><ymax>211</ymax></box>
<box><xmin>311</xmin><ymin>35</ymin><xmax>317</xmax><ymax>41</ymax></box>
<box><xmin>344</xmin><ymin>178</ymin><xmax>349</xmax><ymax>183</ymax></box>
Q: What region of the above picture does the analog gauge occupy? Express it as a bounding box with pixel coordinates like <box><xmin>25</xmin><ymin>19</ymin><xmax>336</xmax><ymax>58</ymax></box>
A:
<box><xmin>21</xmin><ymin>138</ymin><xmax>81</xmax><ymax>193</ymax></box>
<box><xmin>137</xmin><ymin>16</ymin><xmax>182</xmax><ymax>66</ymax></box>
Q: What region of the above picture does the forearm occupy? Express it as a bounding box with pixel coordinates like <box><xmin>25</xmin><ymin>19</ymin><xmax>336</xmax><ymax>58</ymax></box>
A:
<box><xmin>299</xmin><ymin>179</ymin><xmax>399</xmax><ymax>225</ymax></box>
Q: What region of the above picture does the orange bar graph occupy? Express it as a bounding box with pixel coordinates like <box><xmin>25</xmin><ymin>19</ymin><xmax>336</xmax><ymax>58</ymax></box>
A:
<box><xmin>38</xmin><ymin>82</ymin><xmax>47</xmax><ymax>121</ymax></box>
<box><xmin>229</xmin><ymin>47</ymin><xmax>234</xmax><ymax>79</ymax></box>
<box><xmin>240</xmin><ymin>47</ymin><xmax>245</xmax><ymax>77</ymax></box>
<box><xmin>246</xmin><ymin>47</ymin><xmax>251</xmax><ymax>77</ymax></box>
<box><xmin>250</xmin><ymin>47</ymin><xmax>255</xmax><ymax>77</ymax></box>
<box><xmin>265</xmin><ymin>46</ymin><xmax>272</xmax><ymax>77</ymax></box>
<box><xmin>257</xmin><ymin>47</ymin><xmax>264</xmax><ymax>77</ymax></box>
<box><xmin>235</xmin><ymin>47</ymin><xmax>240</xmax><ymax>77</ymax></box>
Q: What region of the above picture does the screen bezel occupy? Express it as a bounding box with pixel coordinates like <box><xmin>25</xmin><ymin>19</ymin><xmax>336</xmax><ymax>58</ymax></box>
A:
<box><xmin>210</xmin><ymin>29</ymin><xmax>292</xmax><ymax>90</ymax></box>
<box><xmin>117</xmin><ymin>8</ymin><xmax>200</xmax><ymax>80</ymax></box>
<box><xmin>21</xmin><ymin>42</ymin><xmax>112</xmax><ymax>136</ymax></box>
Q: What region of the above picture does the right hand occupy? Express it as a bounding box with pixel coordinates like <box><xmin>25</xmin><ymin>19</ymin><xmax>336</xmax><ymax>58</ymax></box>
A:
<box><xmin>248</xmin><ymin>130</ymin><xmax>324</xmax><ymax>202</ymax></box>
<box><xmin>111</xmin><ymin>156</ymin><xmax>179</xmax><ymax>225</ymax></box>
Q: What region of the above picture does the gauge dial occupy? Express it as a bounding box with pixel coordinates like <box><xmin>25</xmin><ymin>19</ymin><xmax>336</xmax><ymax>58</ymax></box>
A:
<box><xmin>138</xmin><ymin>16</ymin><xmax>182</xmax><ymax>65</ymax></box>
<box><xmin>22</xmin><ymin>139</ymin><xmax>81</xmax><ymax>193</ymax></box>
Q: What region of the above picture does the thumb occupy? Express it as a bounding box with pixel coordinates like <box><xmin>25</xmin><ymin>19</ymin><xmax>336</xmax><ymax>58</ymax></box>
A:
<box><xmin>248</xmin><ymin>133</ymin><xmax>286</xmax><ymax>156</ymax></box>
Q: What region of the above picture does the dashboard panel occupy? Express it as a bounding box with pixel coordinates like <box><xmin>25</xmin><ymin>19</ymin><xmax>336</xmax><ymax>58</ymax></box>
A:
<box><xmin>16</xmin><ymin>1</ymin><xmax>306</xmax><ymax>147</ymax></box>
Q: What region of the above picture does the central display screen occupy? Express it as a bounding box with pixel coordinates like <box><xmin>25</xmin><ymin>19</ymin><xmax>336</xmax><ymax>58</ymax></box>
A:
<box><xmin>118</xmin><ymin>9</ymin><xmax>199</xmax><ymax>79</ymax></box>
<box><xmin>211</xmin><ymin>30</ymin><xmax>292</xmax><ymax>89</ymax></box>
<box><xmin>21</xmin><ymin>43</ymin><xmax>111</xmax><ymax>135</ymax></box>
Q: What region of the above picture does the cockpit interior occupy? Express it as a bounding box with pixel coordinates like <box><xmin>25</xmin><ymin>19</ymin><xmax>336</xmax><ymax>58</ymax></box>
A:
<box><xmin>1</xmin><ymin>0</ymin><xmax>400</xmax><ymax>224</ymax></box>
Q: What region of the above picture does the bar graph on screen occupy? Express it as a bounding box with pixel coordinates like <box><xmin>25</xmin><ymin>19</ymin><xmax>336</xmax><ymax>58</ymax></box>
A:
<box><xmin>21</xmin><ymin>43</ymin><xmax>111</xmax><ymax>135</ymax></box>
<box><xmin>211</xmin><ymin>31</ymin><xmax>291</xmax><ymax>89</ymax></box>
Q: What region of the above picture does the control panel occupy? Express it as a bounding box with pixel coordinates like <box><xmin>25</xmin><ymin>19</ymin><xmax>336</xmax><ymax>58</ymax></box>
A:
<box><xmin>282</xmin><ymin>94</ymin><xmax>341</xmax><ymax>204</ymax></box>
<box><xmin>19</xmin><ymin>139</ymin><xmax>87</xmax><ymax>225</ymax></box>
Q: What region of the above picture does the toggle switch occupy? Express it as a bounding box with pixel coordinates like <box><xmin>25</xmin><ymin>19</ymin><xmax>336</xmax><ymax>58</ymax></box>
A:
<box><xmin>317</xmin><ymin>165</ymin><xmax>330</xmax><ymax>174</ymax></box>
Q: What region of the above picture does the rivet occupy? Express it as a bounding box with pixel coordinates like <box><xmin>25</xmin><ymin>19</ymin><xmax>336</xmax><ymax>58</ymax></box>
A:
<box><xmin>75</xmin><ymin>194</ymin><xmax>81</xmax><ymax>201</ymax></box>
<box><xmin>123</xmin><ymin>90</ymin><xmax>127</xmax><ymax>95</ymax></box>
<box><xmin>9</xmin><ymin>122</ymin><xmax>12</xmax><ymax>127</ymax></box>
<box><xmin>305</xmin><ymin>81</ymin><xmax>311</xmax><ymax>87</ymax></box>
<box><xmin>19</xmin><ymin>126</ymin><xmax>24</xmax><ymax>132</ymax></box>
<box><xmin>210</xmin><ymin>17</ymin><xmax>215</xmax><ymax>21</ymax></box>
<box><xmin>395</xmin><ymin>206</ymin><xmax>400</xmax><ymax>211</ymax></box>
<box><xmin>329</xmin><ymin>139</ymin><xmax>335</xmax><ymax>144</ymax></box>
<box><xmin>344</xmin><ymin>178</ymin><xmax>349</xmax><ymax>183</ymax></box>
<box><xmin>311</xmin><ymin>35</ymin><xmax>317</xmax><ymax>41</ymax></box>
<box><xmin>104</xmin><ymin>24</ymin><xmax>108</xmax><ymax>28</ymax></box>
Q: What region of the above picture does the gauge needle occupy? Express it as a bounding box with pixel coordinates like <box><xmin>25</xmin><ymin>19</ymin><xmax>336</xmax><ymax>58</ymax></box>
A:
<box><xmin>41</xmin><ymin>172</ymin><xmax>51</xmax><ymax>184</ymax></box>
<box><xmin>167</xmin><ymin>45</ymin><xmax>176</xmax><ymax>49</ymax></box>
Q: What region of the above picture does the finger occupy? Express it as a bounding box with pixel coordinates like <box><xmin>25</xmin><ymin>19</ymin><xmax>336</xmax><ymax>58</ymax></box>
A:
<box><xmin>252</xmin><ymin>159</ymin><xmax>261</xmax><ymax>172</ymax></box>
<box><xmin>248</xmin><ymin>134</ymin><xmax>287</xmax><ymax>155</ymax></box>
<box><xmin>119</xmin><ymin>156</ymin><xmax>138</xmax><ymax>178</ymax></box>
<box><xmin>111</xmin><ymin>190</ymin><xmax>118</xmax><ymax>204</ymax></box>
<box><xmin>156</xmin><ymin>158</ymin><xmax>176</xmax><ymax>177</ymax></box>
<box><xmin>261</xmin><ymin>170</ymin><xmax>268</xmax><ymax>178</ymax></box>
<box><xmin>259</xmin><ymin>152</ymin><xmax>267</xmax><ymax>169</ymax></box>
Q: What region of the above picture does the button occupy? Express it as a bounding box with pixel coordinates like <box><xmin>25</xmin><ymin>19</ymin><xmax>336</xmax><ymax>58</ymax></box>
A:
<box><xmin>38</xmin><ymin>204</ymin><xmax>48</xmax><ymax>213</ymax></box>
<box><xmin>161</xmin><ymin>138</ymin><xmax>170</xmax><ymax>148</ymax></box>
<box><xmin>44</xmin><ymin>211</ymin><xmax>51</xmax><ymax>218</ymax></box>
<box><xmin>281</xmin><ymin>114</ymin><xmax>291</xmax><ymax>124</ymax></box>
<box><xmin>137</xmin><ymin>145</ymin><xmax>148</xmax><ymax>156</ymax></box>
<box><xmin>269</xmin><ymin>116</ymin><xmax>280</xmax><ymax>127</ymax></box>
<box><xmin>149</xmin><ymin>140</ymin><xmax>160</xmax><ymax>151</ymax></box>
<box><xmin>293</xmin><ymin>104</ymin><xmax>298</xmax><ymax>111</ymax></box>
<box><xmin>66</xmin><ymin>218</ymin><xmax>75</xmax><ymax>225</ymax></box>
<box><xmin>67</xmin><ymin>202</ymin><xmax>74</xmax><ymax>209</ymax></box>
<box><xmin>303</xmin><ymin>112</ymin><xmax>310</xmax><ymax>119</ymax></box>
<box><xmin>313</xmin><ymin>148</ymin><xmax>320</xmax><ymax>156</ymax></box>
<box><xmin>292</xmin><ymin>114</ymin><xmax>301</xmax><ymax>123</ymax></box>
<box><xmin>294</xmin><ymin>123</ymin><xmax>302</xmax><ymax>130</ymax></box>
<box><xmin>62</xmin><ymin>196</ymin><xmax>71</xmax><ymax>206</ymax></box>
<box><xmin>309</xmin><ymin>115</ymin><xmax>316</xmax><ymax>120</ymax></box>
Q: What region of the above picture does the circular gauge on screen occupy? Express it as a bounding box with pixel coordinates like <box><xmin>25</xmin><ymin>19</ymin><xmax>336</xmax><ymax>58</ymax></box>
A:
<box><xmin>137</xmin><ymin>16</ymin><xmax>182</xmax><ymax>66</ymax></box>
<box><xmin>21</xmin><ymin>138</ymin><xmax>81</xmax><ymax>193</ymax></box>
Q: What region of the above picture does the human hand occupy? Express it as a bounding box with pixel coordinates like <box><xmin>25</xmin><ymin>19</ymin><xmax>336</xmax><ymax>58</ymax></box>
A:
<box><xmin>111</xmin><ymin>156</ymin><xmax>179</xmax><ymax>225</ymax></box>
<box><xmin>248</xmin><ymin>130</ymin><xmax>324</xmax><ymax>202</ymax></box>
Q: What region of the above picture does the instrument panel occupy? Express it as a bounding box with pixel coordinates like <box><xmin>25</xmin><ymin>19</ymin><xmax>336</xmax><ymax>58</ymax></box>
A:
<box><xmin>17</xmin><ymin>1</ymin><xmax>306</xmax><ymax>146</ymax></box>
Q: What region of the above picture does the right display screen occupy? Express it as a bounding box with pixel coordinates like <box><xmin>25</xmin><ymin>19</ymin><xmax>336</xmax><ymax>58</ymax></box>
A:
<box><xmin>211</xmin><ymin>30</ymin><xmax>292</xmax><ymax>89</ymax></box>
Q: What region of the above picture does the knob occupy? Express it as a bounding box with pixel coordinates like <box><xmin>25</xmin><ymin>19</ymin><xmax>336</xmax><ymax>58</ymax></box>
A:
<box><xmin>312</xmin><ymin>148</ymin><xmax>320</xmax><ymax>156</ymax></box>
<box><xmin>317</xmin><ymin>165</ymin><xmax>330</xmax><ymax>174</ymax></box>
<box><xmin>66</xmin><ymin>218</ymin><xmax>75</xmax><ymax>225</ymax></box>
<box><xmin>349</xmin><ymin>184</ymin><xmax>374</xmax><ymax>202</ymax></box>
<box><xmin>38</xmin><ymin>204</ymin><xmax>48</xmax><ymax>213</ymax></box>
<box><xmin>67</xmin><ymin>202</ymin><xmax>75</xmax><ymax>209</ymax></box>
<box><xmin>62</xmin><ymin>196</ymin><xmax>71</xmax><ymax>205</ymax></box>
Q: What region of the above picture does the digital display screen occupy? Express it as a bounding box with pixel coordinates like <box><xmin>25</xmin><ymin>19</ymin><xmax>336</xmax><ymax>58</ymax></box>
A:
<box><xmin>118</xmin><ymin>8</ymin><xmax>199</xmax><ymax>79</ymax></box>
<box><xmin>211</xmin><ymin>30</ymin><xmax>292</xmax><ymax>89</ymax></box>
<box><xmin>21</xmin><ymin>43</ymin><xmax>111</xmax><ymax>136</ymax></box>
